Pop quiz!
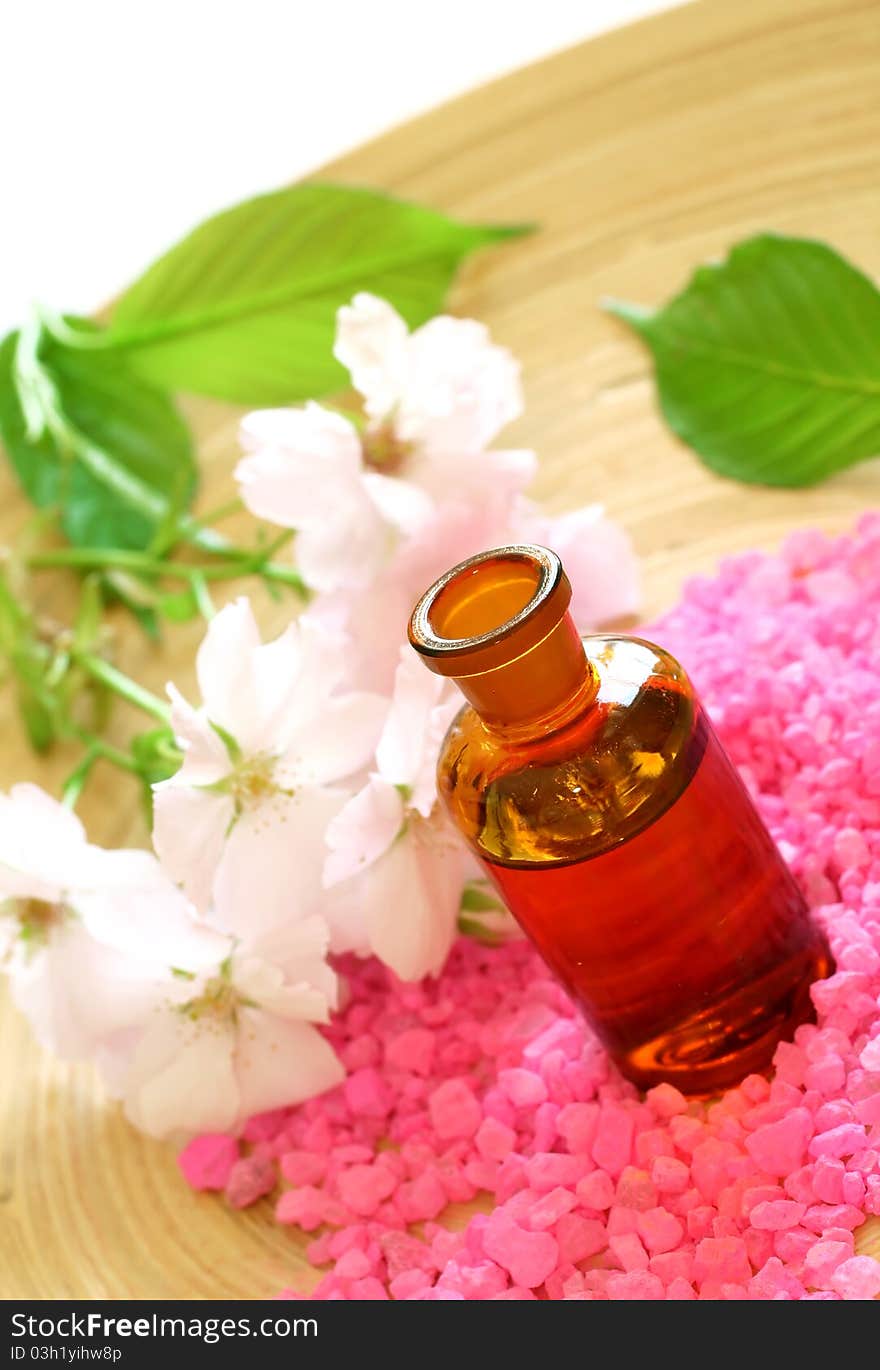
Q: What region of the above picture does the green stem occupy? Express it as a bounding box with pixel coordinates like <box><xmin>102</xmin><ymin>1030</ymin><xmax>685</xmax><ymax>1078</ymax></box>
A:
<box><xmin>72</xmin><ymin>651</ymin><xmax>170</xmax><ymax>723</ymax></box>
<box><xmin>26</xmin><ymin>538</ymin><xmax>306</xmax><ymax>592</ymax></box>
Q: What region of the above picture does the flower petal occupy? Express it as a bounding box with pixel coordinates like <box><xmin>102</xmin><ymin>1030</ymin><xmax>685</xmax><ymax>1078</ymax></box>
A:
<box><xmin>520</xmin><ymin>503</ymin><xmax>641</xmax><ymax>628</ymax></box>
<box><xmin>362</xmin><ymin>472</ymin><xmax>433</xmax><ymax>535</ymax></box>
<box><xmin>294</xmin><ymin>490</ymin><xmax>393</xmax><ymax>592</ymax></box>
<box><xmin>399</xmin><ymin>315</ymin><xmax>522</xmax><ymax>455</ymax></box>
<box><xmin>363</xmin><ymin>817</ymin><xmax>465</xmax><ymax>980</ymax></box>
<box><xmin>245</xmin><ymin>914</ymin><xmax>338</xmax><ymax>1015</ymax></box>
<box><xmin>334</xmin><ymin>293</ymin><xmax>409</xmax><ymax>419</ymax></box>
<box><xmin>152</xmin><ymin>784</ymin><xmax>235</xmax><ymax>914</ymax></box>
<box><xmin>237</xmin><ymin>403</ymin><xmax>364</xmax><ymax>528</ymax></box>
<box><xmin>165</xmin><ymin>683</ymin><xmax>228</xmax><ymax>785</ymax></box>
<box><xmin>122</xmin><ymin>1009</ymin><xmax>240</xmax><ymax>1139</ymax></box>
<box><xmin>375</xmin><ymin>649</ymin><xmax>442</xmax><ymax>789</ymax></box>
<box><xmin>0</xmin><ymin>784</ymin><xmax>87</xmax><ymax>901</ymax></box>
<box><xmin>211</xmin><ymin>787</ymin><xmax>346</xmax><ymax>939</ymax></box>
<box><xmin>323</xmin><ymin>777</ymin><xmax>404</xmax><ymax>887</ymax></box>
<box><xmin>234</xmin><ymin>1012</ymin><xmax>344</xmax><ymax>1120</ymax></box>
<box><xmin>286</xmin><ymin>692</ymin><xmax>388</xmax><ymax>786</ymax></box>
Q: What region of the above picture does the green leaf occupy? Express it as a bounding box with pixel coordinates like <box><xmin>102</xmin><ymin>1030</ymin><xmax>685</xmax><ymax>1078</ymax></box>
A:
<box><xmin>605</xmin><ymin>234</ymin><xmax>880</xmax><ymax>487</ymax></box>
<box><xmin>0</xmin><ymin>322</ymin><xmax>197</xmax><ymax>549</ymax></box>
<box><xmin>102</xmin><ymin>183</ymin><xmax>528</xmax><ymax>404</ymax></box>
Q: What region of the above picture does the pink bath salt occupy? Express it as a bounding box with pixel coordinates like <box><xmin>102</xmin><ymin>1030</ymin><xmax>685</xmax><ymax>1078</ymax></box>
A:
<box><xmin>783</xmin><ymin>1165</ymin><xmax>817</xmax><ymax>1205</ymax></box>
<box><xmin>498</xmin><ymin>1067</ymin><xmax>548</xmax><ymax>1109</ymax></box>
<box><xmin>607</xmin><ymin>1205</ymin><xmax>640</xmax><ymax>1236</ymax></box>
<box><xmin>482</xmin><ymin>1212</ymin><xmax>559</xmax><ymax>1289</ymax></box>
<box><xmin>524</xmin><ymin>1153</ymin><xmax>588</xmax><ymax>1192</ymax></box>
<box><xmin>428</xmin><ymin>1078</ymin><xmax>482</xmax><ymax>1140</ymax></box>
<box><xmin>801</xmin><ymin>1203</ymin><xmax>863</xmax><ymax>1233</ymax></box>
<box><xmin>178</xmin><ymin>1134</ymin><xmax>238</xmax><ymax>1191</ymax></box>
<box><xmin>804</xmin><ymin>1056</ymin><xmax>846</xmax><ymax>1095</ymax></box>
<box><xmin>386</xmin><ymin>1028</ymin><xmax>436</xmax><ymax>1076</ymax></box>
<box><xmin>649</xmin><ymin>1250</ymin><xmax>694</xmax><ymax>1284</ymax></box>
<box><xmin>475</xmin><ymin>1117</ymin><xmax>516</xmax><ymax>1162</ymax></box>
<box><xmin>575</xmin><ymin>1169</ymin><xmax>615</xmax><ymax>1210</ymax></box>
<box><xmin>749</xmin><ymin>1200</ymin><xmax>807</xmax><ymax>1231</ymax></box>
<box><xmin>555</xmin><ymin>1213</ymin><xmax>607</xmax><ymax>1263</ymax></box>
<box><xmin>665</xmin><ymin>1277</ymin><xmax>697</xmax><ymax>1300</ymax></box>
<box><xmin>637</xmin><ymin>1207</ymin><xmax>685</xmax><ymax>1254</ymax></box>
<box><xmin>691</xmin><ymin>1138</ymin><xmax>737</xmax><ymax>1203</ymax></box>
<box><xmin>645</xmin><ymin>1083</ymin><xmax>689</xmax><ymax>1119</ymax></box>
<box><xmin>280</xmin><ymin>1149</ymin><xmax>328</xmax><ymax>1188</ymax></box>
<box><xmin>438</xmin><ymin>1260</ymin><xmax>509</xmax><ymax>1300</ymax></box>
<box><xmin>331</xmin><ymin>1143</ymin><xmax>374</xmax><ymax>1166</ymax></box>
<box><xmin>531</xmin><ymin>1101</ymin><xmax>560</xmax><ymax>1152</ymax></box>
<box><xmin>749</xmin><ymin>1257</ymin><xmax>806</xmax><ymax>1301</ymax></box>
<box><xmin>334</xmin><ymin>1248</ymin><xmax>373</xmax><ymax>1281</ymax></box>
<box><xmin>686</xmin><ymin>1207</ymin><xmax>715</xmax><ymax>1242</ymax></box>
<box><xmin>669</xmin><ymin>1115</ymin><xmax>705</xmax><ymax>1154</ymax></box>
<box><xmin>773</xmin><ymin>1228</ymin><xmax>815</xmax><ymax>1265</ymax></box>
<box><xmin>811</xmin><ymin>1123</ymin><xmax>869</xmax><ymax>1159</ymax></box>
<box><xmin>801</xmin><ymin>1240</ymin><xmax>852</xmax><ymax>1289</ymax></box>
<box><xmin>859</xmin><ymin>1037</ymin><xmax>880</xmax><ymax>1072</ymax></box>
<box><xmin>607</xmin><ymin>1271</ymin><xmax>664</xmax><ymax>1300</ymax></box>
<box><xmin>833</xmin><ymin>828</ymin><xmax>870</xmax><ymax>870</ymax></box>
<box><xmin>328</xmin><ymin>1226</ymin><xmax>370</xmax><ymax>1259</ymax></box>
<box><xmin>855</xmin><ymin>1092</ymin><xmax>880</xmax><ymax>1126</ymax></box>
<box><xmin>379</xmin><ymin>1231</ymin><xmax>436</xmax><ymax>1281</ymax></box>
<box><xmin>591</xmin><ymin>1104</ymin><xmax>635</xmax><ymax>1176</ymax></box>
<box><xmin>336</xmin><ymin>1164</ymin><xmax>397</xmax><ymax>1217</ymax></box>
<box><xmin>831</xmin><ymin>1256</ymin><xmax>880</xmax><ymax>1299</ymax></box>
<box><xmin>348</xmin><ymin>1277</ymin><xmax>389</xmax><ymax>1300</ymax></box>
<box><xmin>616</xmin><ymin>1167</ymin><xmax>658</xmax><ymax>1211</ymax></box>
<box><xmin>242</xmin><ymin>1108</ymin><xmax>288</xmax><ymax>1143</ymax></box>
<box><xmin>693</xmin><ymin>1237</ymin><xmax>751</xmax><ymax>1289</ymax></box>
<box><xmin>812</xmin><ymin>1156</ymin><xmax>846</xmax><ymax>1204</ymax></box>
<box><xmin>609</xmin><ymin>1232</ymin><xmax>649</xmax><ymax>1272</ymax></box>
<box><xmin>560</xmin><ymin>1270</ymin><xmax>586</xmax><ymax>1299</ymax></box>
<box><xmin>276</xmin><ymin>1186</ymin><xmax>324</xmax><ymax>1231</ymax></box>
<box><xmin>650</xmin><ymin>1155</ymin><xmax>690</xmax><ymax>1194</ymax></box>
<box><xmin>225</xmin><ymin>1155</ymin><xmax>276</xmax><ymax>1210</ymax></box>
<box><xmin>556</xmin><ymin>1102</ymin><xmax>600</xmax><ymax>1154</ymax></box>
<box><xmin>343</xmin><ymin>1068</ymin><xmax>394</xmax><ymax>1119</ymax></box>
<box><xmin>741</xmin><ymin>1185</ymin><xmax>785</xmax><ymax>1217</ymax></box>
<box><xmin>636</xmin><ymin>1129</ymin><xmax>676</xmax><ymax>1167</ymax></box>
<box><xmin>390</xmin><ymin>1270</ymin><xmax>433</xmax><ymax>1299</ymax></box>
<box><xmin>527</xmin><ymin>1186</ymin><xmax>577</xmax><ymax>1230</ymax></box>
<box><xmin>396</xmin><ymin>1171</ymin><xmax>448</xmax><ymax>1223</ymax></box>
<box><xmin>842</xmin><ymin>1172</ymin><xmax>866</xmax><ymax>1206</ymax></box>
<box><xmin>744</xmin><ymin>1107</ymin><xmax>813</xmax><ymax>1175</ymax></box>
<box><xmin>492</xmin><ymin>1288</ymin><xmax>538</xmax><ymax>1300</ymax></box>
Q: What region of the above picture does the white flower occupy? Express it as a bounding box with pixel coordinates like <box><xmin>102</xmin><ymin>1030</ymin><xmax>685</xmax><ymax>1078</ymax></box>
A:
<box><xmin>152</xmin><ymin>598</ymin><xmax>387</xmax><ymax>927</ymax></box>
<box><xmin>109</xmin><ymin>915</ymin><xmax>343</xmax><ymax>1140</ymax></box>
<box><xmin>323</xmin><ymin>650</ymin><xmax>468</xmax><ymax>980</ymax></box>
<box><xmin>235</xmin><ymin>293</ymin><xmax>536</xmax><ymax>592</ymax></box>
<box><xmin>514</xmin><ymin>501</ymin><xmax>641</xmax><ymax>629</ymax></box>
<box><xmin>0</xmin><ymin>784</ymin><xmax>201</xmax><ymax>1059</ymax></box>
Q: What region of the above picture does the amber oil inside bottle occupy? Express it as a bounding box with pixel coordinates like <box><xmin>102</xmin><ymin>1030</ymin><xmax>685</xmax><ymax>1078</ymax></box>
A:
<box><xmin>409</xmin><ymin>545</ymin><xmax>832</xmax><ymax>1095</ymax></box>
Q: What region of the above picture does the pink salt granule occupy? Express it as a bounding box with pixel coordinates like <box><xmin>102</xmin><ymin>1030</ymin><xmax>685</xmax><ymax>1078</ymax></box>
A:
<box><xmin>180</xmin><ymin>516</ymin><xmax>880</xmax><ymax>1299</ymax></box>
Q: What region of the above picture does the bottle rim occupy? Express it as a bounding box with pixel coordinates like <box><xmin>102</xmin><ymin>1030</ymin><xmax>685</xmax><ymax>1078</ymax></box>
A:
<box><xmin>408</xmin><ymin>543</ymin><xmax>572</xmax><ymax>678</ymax></box>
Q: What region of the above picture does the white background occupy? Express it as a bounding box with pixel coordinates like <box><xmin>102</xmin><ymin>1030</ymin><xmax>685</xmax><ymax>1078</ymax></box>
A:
<box><xmin>1</xmin><ymin>1</ymin><xmax>674</xmax><ymax>334</ymax></box>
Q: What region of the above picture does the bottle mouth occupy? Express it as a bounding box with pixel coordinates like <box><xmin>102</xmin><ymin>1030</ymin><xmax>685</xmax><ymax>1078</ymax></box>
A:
<box><xmin>409</xmin><ymin>545</ymin><xmax>571</xmax><ymax>678</ymax></box>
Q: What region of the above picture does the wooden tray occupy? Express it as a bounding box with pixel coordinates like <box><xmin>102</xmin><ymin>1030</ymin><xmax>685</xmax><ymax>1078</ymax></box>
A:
<box><xmin>1</xmin><ymin>0</ymin><xmax>878</xmax><ymax>1297</ymax></box>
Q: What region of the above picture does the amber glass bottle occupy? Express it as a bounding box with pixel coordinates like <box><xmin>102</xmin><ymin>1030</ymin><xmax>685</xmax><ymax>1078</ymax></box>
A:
<box><xmin>409</xmin><ymin>545</ymin><xmax>832</xmax><ymax>1095</ymax></box>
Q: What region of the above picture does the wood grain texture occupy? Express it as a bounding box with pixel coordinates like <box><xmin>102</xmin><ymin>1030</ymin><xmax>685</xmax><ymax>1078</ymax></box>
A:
<box><xmin>2</xmin><ymin>0</ymin><xmax>879</xmax><ymax>1297</ymax></box>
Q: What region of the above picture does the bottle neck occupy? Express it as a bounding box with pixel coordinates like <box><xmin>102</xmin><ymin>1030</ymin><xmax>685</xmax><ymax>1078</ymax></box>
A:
<box><xmin>453</xmin><ymin>611</ymin><xmax>596</xmax><ymax>736</ymax></box>
<box><xmin>409</xmin><ymin>544</ymin><xmax>599</xmax><ymax>741</ymax></box>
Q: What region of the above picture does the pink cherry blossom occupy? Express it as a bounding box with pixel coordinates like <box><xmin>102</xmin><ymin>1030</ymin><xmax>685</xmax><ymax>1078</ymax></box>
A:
<box><xmin>323</xmin><ymin>651</ymin><xmax>468</xmax><ymax>980</ymax></box>
<box><xmin>152</xmin><ymin>598</ymin><xmax>387</xmax><ymax>925</ymax></box>
<box><xmin>235</xmin><ymin>294</ymin><xmax>536</xmax><ymax>593</ymax></box>
<box><xmin>109</xmin><ymin>916</ymin><xmax>343</xmax><ymax>1139</ymax></box>
<box><xmin>0</xmin><ymin>784</ymin><xmax>204</xmax><ymax>1059</ymax></box>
